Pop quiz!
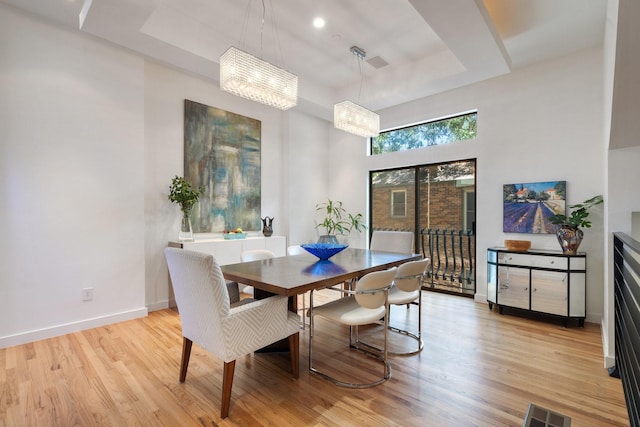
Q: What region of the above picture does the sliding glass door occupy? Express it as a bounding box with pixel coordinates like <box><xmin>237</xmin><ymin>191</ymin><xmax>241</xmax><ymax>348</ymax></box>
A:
<box><xmin>370</xmin><ymin>159</ymin><xmax>476</xmax><ymax>295</ymax></box>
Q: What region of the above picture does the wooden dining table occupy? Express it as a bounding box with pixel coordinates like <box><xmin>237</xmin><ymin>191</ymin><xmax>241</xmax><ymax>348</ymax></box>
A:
<box><xmin>220</xmin><ymin>248</ymin><xmax>422</xmax><ymax>363</ymax></box>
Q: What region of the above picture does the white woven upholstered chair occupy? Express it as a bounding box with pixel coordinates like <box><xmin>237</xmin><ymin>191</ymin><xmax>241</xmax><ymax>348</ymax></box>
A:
<box><xmin>369</xmin><ymin>230</ymin><xmax>415</xmax><ymax>254</ymax></box>
<box><xmin>309</xmin><ymin>267</ymin><xmax>397</xmax><ymax>388</ymax></box>
<box><xmin>240</xmin><ymin>249</ymin><xmax>276</xmax><ymax>262</ymax></box>
<box><xmin>164</xmin><ymin>248</ymin><xmax>300</xmax><ymax>419</ymax></box>
<box><xmin>287</xmin><ymin>245</ymin><xmax>308</xmax><ymax>328</ymax></box>
<box><xmin>287</xmin><ymin>245</ymin><xmax>306</xmax><ymax>256</ymax></box>
<box><xmin>239</xmin><ymin>249</ymin><xmax>276</xmax><ymax>295</ymax></box>
<box><xmin>387</xmin><ymin>258</ymin><xmax>429</xmax><ymax>355</ymax></box>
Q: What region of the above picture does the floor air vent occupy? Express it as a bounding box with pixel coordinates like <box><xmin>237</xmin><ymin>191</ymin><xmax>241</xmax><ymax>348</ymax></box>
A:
<box><xmin>523</xmin><ymin>403</ymin><xmax>571</xmax><ymax>427</ymax></box>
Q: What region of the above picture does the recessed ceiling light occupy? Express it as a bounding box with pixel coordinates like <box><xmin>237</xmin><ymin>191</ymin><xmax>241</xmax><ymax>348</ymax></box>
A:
<box><xmin>313</xmin><ymin>17</ymin><xmax>326</xmax><ymax>29</ymax></box>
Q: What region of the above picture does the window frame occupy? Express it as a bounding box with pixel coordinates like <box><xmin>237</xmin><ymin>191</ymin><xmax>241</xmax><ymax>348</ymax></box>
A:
<box><xmin>370</xmin><ymin>110</ymin><xmax>477</xmax><ymax>155</ymax></box>
<box><xmin>391</xmin><ymin>190</ymin><xmax>407</xmax><ymax>218</ymax></box>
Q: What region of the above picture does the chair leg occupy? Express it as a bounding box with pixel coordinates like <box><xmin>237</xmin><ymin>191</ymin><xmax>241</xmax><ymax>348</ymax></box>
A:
<box><xmin>289</xmin><ymin>333</ymin><xmax>299</xmax><ymax>378</ymax></box>
<box><xmin>179</xmin><ymin>337</ymin><xmax>192</xmax><ymax>382</ymax></box>
<box><xmin>308</xmin><ymin>290</ymin><xmax>314</xmax><ymax>372</ymax></box>
<box><xmin>300</xmin><ymin>293</ymin><xmax>306</xmax><ymax>330</ymax></box>
<box><xmin>221</xmin><ymin>360</ymin><xmax>236</xmax><ymax>419</ymax></box>
<box><xmin>310</xmin><ymin>291</ymin><xmax>390</xmax><ymax>388</ymax></box>
<box><xmin>386</xmin><ymin>294</ymin><xmax>424</xmax><ymax>356</ymax></box>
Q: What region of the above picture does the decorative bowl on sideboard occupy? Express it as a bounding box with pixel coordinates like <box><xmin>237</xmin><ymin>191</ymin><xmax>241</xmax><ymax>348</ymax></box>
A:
<box><xmin>223</xmin><ymin>232</ymin><xmax>248</xmax><ymax>240</ymax></box>
<box><xmin>504</xmin><ymin>239</ymin><xmax>531</xmax><ymax>252</ymax></box>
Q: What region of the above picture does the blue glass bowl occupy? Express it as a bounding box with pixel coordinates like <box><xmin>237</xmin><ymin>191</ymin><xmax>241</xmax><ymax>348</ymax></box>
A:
<box><xmin>302</xmin><ymin>260</ymin><xmax>347</xmax><ymax>276</ymax></box>
<box><xmin>300</xmin><ymin>243</ymin><xmax>348</xmax><ymax>260</ymax></box>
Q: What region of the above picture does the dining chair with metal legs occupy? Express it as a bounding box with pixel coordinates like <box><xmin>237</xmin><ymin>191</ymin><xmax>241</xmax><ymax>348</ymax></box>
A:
<box><xmin>387</xmin><ymin>258</ymin><xmax>429</xmax><ymax>355</ymax></box>
<box><xmin>308</xmin><ymin>267</ymin><xmax>397</xmax><ymax>388</ymax></box>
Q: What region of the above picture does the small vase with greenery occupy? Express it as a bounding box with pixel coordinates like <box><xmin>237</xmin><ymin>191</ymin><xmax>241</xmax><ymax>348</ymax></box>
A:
<box><xmin>315</xmin><ymin>199</ymin><xmax>366</xmax><ymax>244</ymax></box>
<box><xmin>548</xmin><ymin>195</ymin><xmax>603</xmax><ymax>254</ymax></box>
<box><xmin>168</xmin><ymin>175</ymin><xmax>204</xmax><ymax>241</ymax></box>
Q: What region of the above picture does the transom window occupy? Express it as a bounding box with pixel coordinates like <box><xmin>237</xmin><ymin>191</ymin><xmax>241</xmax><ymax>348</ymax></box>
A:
<box><xmin>371</xmin><ymin>111</ymin><xmax>477</xmax><ymax>155</ymax></box>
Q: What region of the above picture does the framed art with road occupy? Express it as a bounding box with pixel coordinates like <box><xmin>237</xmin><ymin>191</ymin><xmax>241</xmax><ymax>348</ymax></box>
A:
<box><xmin>503</xmin><ymin>181</ymin><xmax>566</xmax><ymax>234</ymax></box>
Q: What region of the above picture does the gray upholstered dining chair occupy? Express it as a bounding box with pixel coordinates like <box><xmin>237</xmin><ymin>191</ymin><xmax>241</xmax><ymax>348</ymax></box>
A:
<box><xmin>164</xmin><ymin>247</ymin><xmax>300</xmax><ymax>419</ymax></box>
<box><xmin>369</xmin><ymin>230</ymin><xmax>415</xmax><ymax>254</ymax></box>
<box><xmin>308</xmin><ymin>267</ymin><xmax>397</xmax><ymax>388</ymax></box>
<box><xmin>387</xmin><ymin>258</ymin><xmax>429</xmax><ymax>355</ymax></box>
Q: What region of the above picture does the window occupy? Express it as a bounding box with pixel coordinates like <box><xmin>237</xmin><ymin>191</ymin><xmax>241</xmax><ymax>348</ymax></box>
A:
<box><xmin>371</xmin><ymin>111</ymin><xmax>477</xmax><ymax>155</ymax></box>
<box><xmin>391</xmin><ymin>190</ymin><xmax>407</xmax><ymax>217</ymax></box>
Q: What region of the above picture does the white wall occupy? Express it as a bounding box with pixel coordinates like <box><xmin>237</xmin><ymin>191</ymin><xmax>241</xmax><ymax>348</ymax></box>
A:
<box><xmin>608</xmin><ymin>147</ymin><xmax>640</xmax><ymax>235</ymax></box>
<box><xmin>601</xmin><ymin>0</ymin><xmax>619</xmax><ymax>368</ymax></box>
<box><xmin>0</xmin><ymin>7</ymin><xmax>147</xmax><ymax>347</ymax></box>
<box><xmin>284</xmin><ymin>111</ymin><xmax>332</xmax><ymax>246</ymax></box>
<box><xmin>143</xmin><ymin>63</ymin><xmax>321</xmax><ymax>310</ymax></box>
<box><xmin>330</xmin><ymin>48</ymin><xmax>607</xmax><ymax>322</ymax></box>
<box><xmin>601</xmin><ymin>0</ymin><xmax>640</xmax><ymax>367</ymax></box>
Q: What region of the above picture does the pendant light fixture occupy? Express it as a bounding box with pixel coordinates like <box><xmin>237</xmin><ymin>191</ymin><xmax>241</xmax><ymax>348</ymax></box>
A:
<box><xmin>220</xmin><ymin>0</ymin><xmax>298</xmax><ymax>110</ymax></box>
<box><xmin>334</xmin><ymin>46</ymin><xmax>380</xmax><ymax>138</ymax></box>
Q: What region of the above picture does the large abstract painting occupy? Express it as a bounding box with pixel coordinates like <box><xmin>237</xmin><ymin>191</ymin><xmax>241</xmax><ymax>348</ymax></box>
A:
<box><xmin>503</xmin><ymin>181</ymin><xmax>566</xmax><ymax>234</ymax></box>
<box><xmin>184</xmin><ymin>100</ymin><xmax>261</xmax><ymax>232</ymax></box>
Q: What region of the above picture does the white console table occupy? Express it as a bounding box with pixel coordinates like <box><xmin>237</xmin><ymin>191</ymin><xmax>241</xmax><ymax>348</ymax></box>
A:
<box><xmin>487</xmin><ymin>247</ymin><xmax>586</xmax><ymax>327</ymax></box>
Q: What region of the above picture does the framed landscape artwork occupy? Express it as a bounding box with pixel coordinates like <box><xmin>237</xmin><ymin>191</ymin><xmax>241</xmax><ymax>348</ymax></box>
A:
<box><xmin>184</xmin><ymin>99</ymin><xmax>261</xmax><ymax>233</ymax></box>
<box><xmin>503</xmin><ymin>181</ymin><xmax>566</xmax><ymax>234</ymax></box>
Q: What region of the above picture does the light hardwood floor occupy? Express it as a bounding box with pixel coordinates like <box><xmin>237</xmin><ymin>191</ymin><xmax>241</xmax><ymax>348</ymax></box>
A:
<box><xmin>0</xmin><ymin>292</ymin><xmax>629</xmax><ymax>426</ymax></box>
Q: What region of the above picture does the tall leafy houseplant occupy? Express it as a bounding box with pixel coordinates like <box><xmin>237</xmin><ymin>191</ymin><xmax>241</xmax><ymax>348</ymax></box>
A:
<box><xmin>168</xmin><ymin>175</ymin><xmax>203</xmax><ymax>241</ymax></box>
<box><xmin>549</xmin><ymin>195</ymin><xmax>603</xmax><ymax>254</ymax></box>
<box><xmin>316</xmin><ymin>199</ymin><xmax>366</xmax><ymax>244</ymax></box>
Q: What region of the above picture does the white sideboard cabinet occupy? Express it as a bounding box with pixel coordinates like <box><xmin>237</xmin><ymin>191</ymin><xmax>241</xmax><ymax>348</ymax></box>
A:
<box><xmin>487</xmin><ymin>247</ymin><xmax>586</xmax><ymax>327</ymax></box>
<box><xmin>169</xmin><ymin>235</ymin><xmax>286</xmax><ymax>264</ymax></box>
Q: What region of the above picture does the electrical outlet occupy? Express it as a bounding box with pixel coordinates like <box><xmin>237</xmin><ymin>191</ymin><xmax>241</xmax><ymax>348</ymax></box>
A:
<box><xmin>82</xmin><ymin>287</ymin><xmax>94</xmax><ymax>301</ymax></box>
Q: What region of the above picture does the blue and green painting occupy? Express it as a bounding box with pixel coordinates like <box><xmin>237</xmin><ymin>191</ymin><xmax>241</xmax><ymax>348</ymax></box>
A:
<box><xmin>184</xmin><ymin>100</ymin><xmax>261</xmax><ymax>233</ymax></box>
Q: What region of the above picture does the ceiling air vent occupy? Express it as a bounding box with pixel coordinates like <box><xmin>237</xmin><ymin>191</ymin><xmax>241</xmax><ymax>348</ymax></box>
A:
<box><xmin>366</xmin><ymin>56</ymin><xmax>388</xmax><ymax>69</ymax></box>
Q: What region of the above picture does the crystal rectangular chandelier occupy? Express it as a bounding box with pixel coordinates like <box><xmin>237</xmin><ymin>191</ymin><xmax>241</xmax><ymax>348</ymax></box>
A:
<box><xmin>220</xmin><ymin>47</ymin><xmax>298</xmax><ymax>111</ymax></box>
<box><xmin>334</xmin><ymin>46</ymin><xmax>379</xmax><ymax>138</ymax></box>
<box><xmin>334</xmin><ymin>101</ymin><xmax>380</xmax><ymax>138</ymax></box>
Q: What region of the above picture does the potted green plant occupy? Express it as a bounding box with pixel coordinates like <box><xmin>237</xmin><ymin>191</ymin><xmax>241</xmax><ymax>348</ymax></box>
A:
<box><xmin>548</xmin><ymin>194</ymin><xmax>603</xmax><ymax>254</ymax></box>
<box><xmin>315</xmin><ymin>199</ymin><xmax>366</xmax><ymax>244</ymax></box>
<box><xmin>168</xmin><ymin>175</ymin><xmax>204</xmax><ymax>241</ymax></box>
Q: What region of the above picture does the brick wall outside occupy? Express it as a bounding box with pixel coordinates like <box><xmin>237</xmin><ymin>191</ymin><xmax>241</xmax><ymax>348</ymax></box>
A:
<box><xmin>372</xmin><ymin>181</ymin><xmax>466</xmax><ymax>231</ymax></box>
<box><xmin>419</xmin><ymin>181</ymin><xmax>465</xmax><ymax>230</ymax></box>
<box><xmin>371</xmin><ymin>184</ymin><xmax>416</xmax><ymax>230</ymax></box>
<box><xmin>371</xmin><ymin>178</ymin><xmax>476</xmax><ymax>294</ymax></box>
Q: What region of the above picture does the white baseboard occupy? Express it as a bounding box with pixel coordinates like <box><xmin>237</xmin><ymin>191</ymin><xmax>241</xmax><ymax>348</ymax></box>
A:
<box><xmin>474</xmin><ymin>293</ymin><xmax>487</xmax><ymax>304</ymax></box>
<box><xmin>147</xmin><ymin>300</ymin><xmax>170</xmax><ymax>312</ymax></box>
<box><xmin>0</xmin><ymin>307</ymin><xmax>148</xmax><ymax>349</ymax></box>
<box><xmin>601</xmin><ymin>318</ymin><xmax>616</xmax><ymax>368</ymax></box>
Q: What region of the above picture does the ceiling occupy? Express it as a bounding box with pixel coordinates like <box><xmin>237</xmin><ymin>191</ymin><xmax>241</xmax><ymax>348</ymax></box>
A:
<box><xmin>2</xmin><ymin>0</ymin><xmax>608</xmax><ymax>120</ymax></box>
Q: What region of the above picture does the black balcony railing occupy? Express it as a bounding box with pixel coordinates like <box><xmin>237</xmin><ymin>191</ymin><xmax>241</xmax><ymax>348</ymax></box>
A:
<box><xmin>420</xmin><ymin>228</ymin><xmax>475</xmax><ymax>295</ymax></box>
<box><xmin>613</xmin><ymin>232</ymin><xmax>640</xmax><ymax>427</ymax></box>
